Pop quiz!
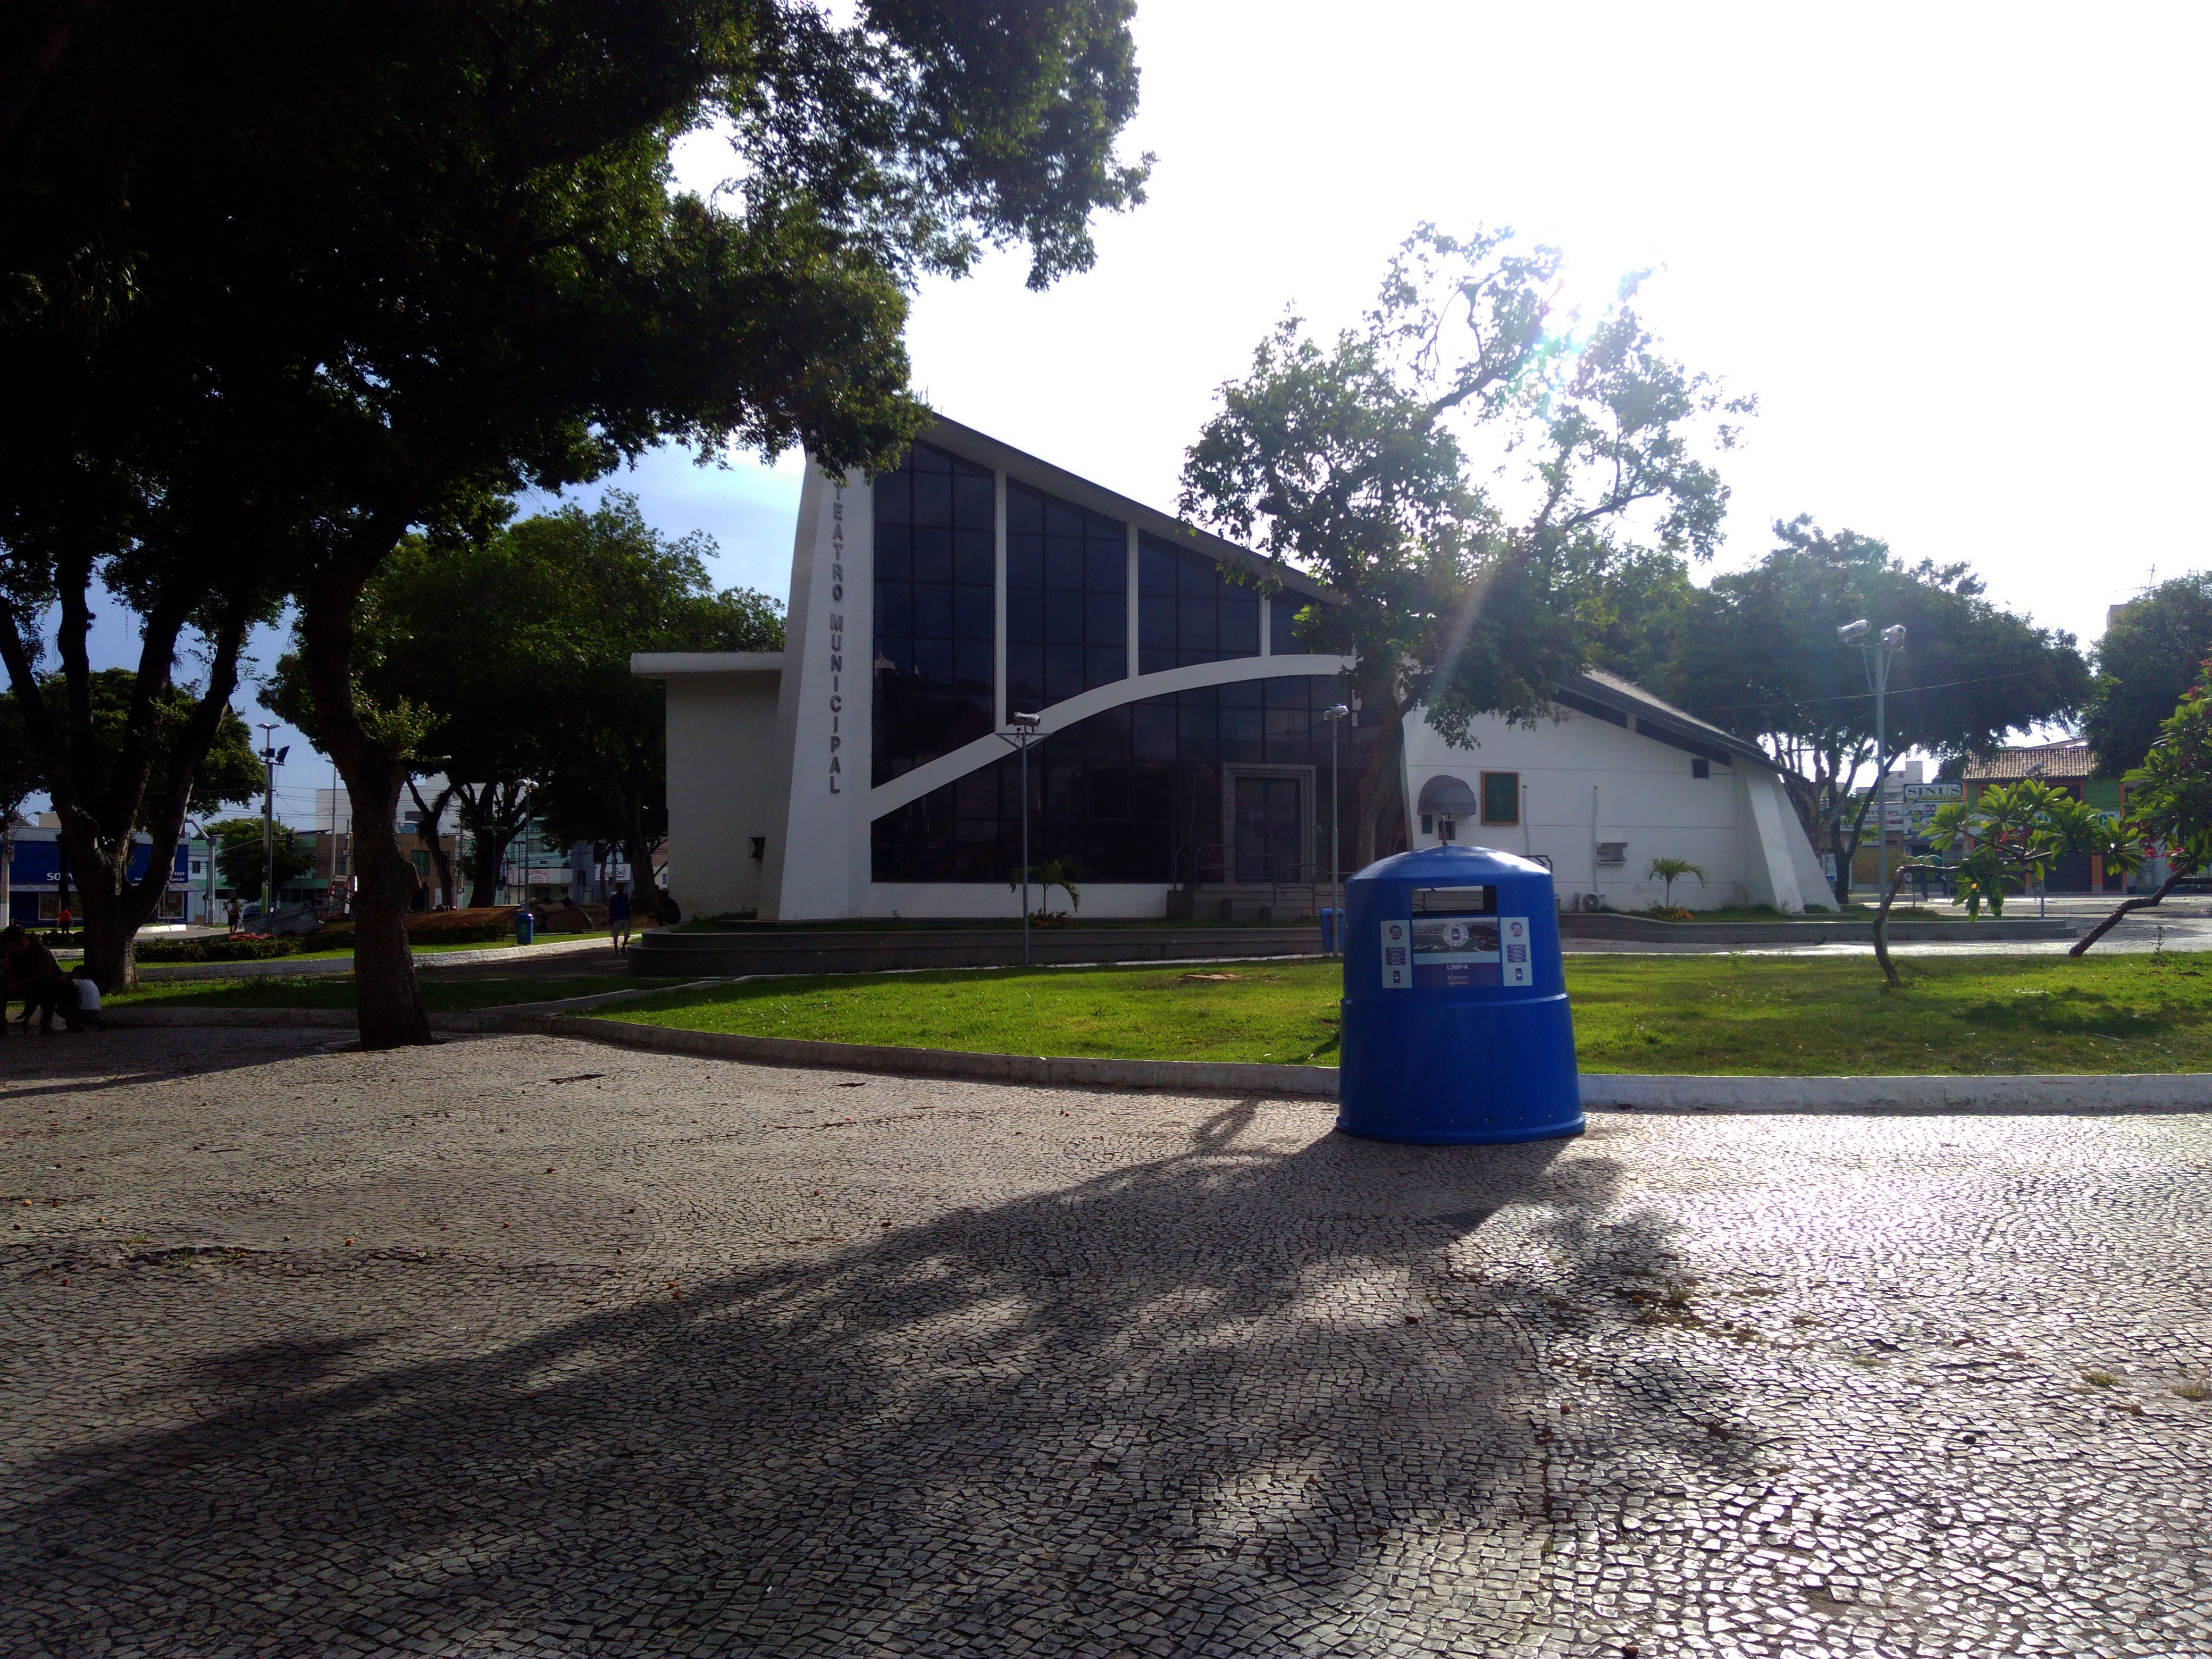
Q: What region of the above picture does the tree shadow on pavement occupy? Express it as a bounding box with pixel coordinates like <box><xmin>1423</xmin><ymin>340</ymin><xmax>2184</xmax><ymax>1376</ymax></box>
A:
<box><xmin>4</xmin><ymin>1102</ymin><xmax>1756</xmax><ymax>1656</ymax></box>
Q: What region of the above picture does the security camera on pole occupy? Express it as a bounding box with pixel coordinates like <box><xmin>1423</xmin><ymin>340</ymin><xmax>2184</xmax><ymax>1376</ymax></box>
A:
<box><xmin>1837</xmin><ymin>619</ymin><xmax>1907</xmax><ymax>904</ymax></box>
<box><xmin>256</xmin><ymin>723</ymin><xmax>289</xmax><ymax>923</ymax></box>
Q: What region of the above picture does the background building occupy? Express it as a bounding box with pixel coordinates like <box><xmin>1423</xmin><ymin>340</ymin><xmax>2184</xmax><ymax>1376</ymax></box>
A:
<box><xmin>643</xmin><ymin>419</ymin><xmax>1830</xmax><ymax>921</ymax></box>
<box><xmin>5</xmin><ymin>822</ymin><xmax>196</xmax><ymax>927</ymax></box>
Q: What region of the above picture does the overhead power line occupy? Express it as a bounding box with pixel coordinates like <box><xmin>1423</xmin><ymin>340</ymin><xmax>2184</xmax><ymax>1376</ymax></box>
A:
<box><xmin>1681</xmin><ymin>668</ymin><xmax>2050</xmax><ymax>719</ymax></box>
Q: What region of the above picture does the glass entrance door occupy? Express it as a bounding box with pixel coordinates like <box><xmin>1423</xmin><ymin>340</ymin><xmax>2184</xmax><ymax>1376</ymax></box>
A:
<box><xmin>1234</xmin><ymin>775</ymin><xmax>1303</xmax><ymax>883</ymax></box>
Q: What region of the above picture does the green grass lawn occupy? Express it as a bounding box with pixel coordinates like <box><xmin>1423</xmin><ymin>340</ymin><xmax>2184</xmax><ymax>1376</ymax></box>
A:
<box><xmin>110</xmin><ymin>975</ymin><xmax>665</xmax><ymax>1011</ymax></box>
<box><xmin>597</xmin><ymin>952</ymin><xmax>2212</xmax><ymax>1075</ymax></box>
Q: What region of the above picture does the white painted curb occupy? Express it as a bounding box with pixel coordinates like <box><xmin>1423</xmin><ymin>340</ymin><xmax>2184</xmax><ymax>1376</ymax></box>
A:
<box><xmin>98</xmin><ymin>1004</ymin><xmax>2212</xmax><ymax>1112</ymax></box>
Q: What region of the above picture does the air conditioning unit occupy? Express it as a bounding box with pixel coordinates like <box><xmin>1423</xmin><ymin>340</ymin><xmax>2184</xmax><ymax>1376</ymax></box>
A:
<box><xmin>1595</xmin><ymin>841</ymin><xmax>1628</xmax><ymax>866</ymax></box>
<box><xmin>1580</xmin><ymin>891</ymin><xmax>1603</xmax><ymax>913</ymax></box>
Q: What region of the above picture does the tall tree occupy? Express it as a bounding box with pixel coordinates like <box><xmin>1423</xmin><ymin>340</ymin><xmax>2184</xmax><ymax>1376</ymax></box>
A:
<box><xmin>3</xmin><ymin>0</ymin><xmax>1147</xmax><ymax>1043</ymax></box>
<box><xmin>2082</xmin><ymin>573</ymin><xmax>2212</xmax><ymax>778</ymax></box>
<box><xmin>524</xmin><ymin>495</ymin><xmax>785</xmax><ymax>896</ymax></box>
<box><xmin>273</xmin><ymin>493</ymin><xmax>780</xmax><ymax>907</ymax></box>
<box><xmin>1662</xmin><ymin>518</ymin><xmax>2092</xmax><ymax>904</ymax></box>
<box><xmin>1181</xmin><ymin>227</ymin><xmax>1750</xmax><ymax>861</ymax></box>
<box><xmin>206</xmin><ymin>814</ymin><xmax>312</xmax><ymax>902</ymax></box>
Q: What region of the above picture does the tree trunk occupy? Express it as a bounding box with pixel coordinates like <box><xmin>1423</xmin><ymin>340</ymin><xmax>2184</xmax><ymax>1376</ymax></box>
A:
<box><xmin>623</xmin><ymin>827</ymin><xmax>654</xmax><ymax>913</ymax></box>
<box><xmin>1872</xmin><ymin>859</ymin><xmax>1938</xmax><ymax>987</ymax></box>
<box><xmin>2069</xmin><ymin>865</ymin><xmax>2194</xmax><ymax>957</ymax></box>
<box><xmin>62</xmin><ymin>833</ymin><xmax>136</xmax><ymax>989</ymax></box>
<box><xmin>302</xmin><ymin>527</ymin><xmax>432</xmax><ymax>1049</ymax></box>
<box><xmin>1354</xmin><ymin>699</ymin><xmax>1407</xmax><ymax>869</ymax></box>
<box><xmin>346</xmin><ymin>783</ymin><xmax>429</xmax><ymax>1045</ymax></box>
<box><xmin>407</xmin><ymin>779</ymin><xmax>459</xmax><ymax>908</ymax></box>
<box><xmin>457</xmin><ymin>782</ymin><xmax>531</xmax><ymax>908</ymax></box>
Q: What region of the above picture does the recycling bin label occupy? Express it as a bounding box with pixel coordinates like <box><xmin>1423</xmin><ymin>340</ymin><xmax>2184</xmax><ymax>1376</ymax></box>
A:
<box><xmin>1379</xmin><ymin>919</ymin><xmax>1411</xmax><ymax>988</ymax></box>
<box><xmin>1501</xmin><ymin>915</ymin><xmax>1531</xmax><ymax>986</ymax></box>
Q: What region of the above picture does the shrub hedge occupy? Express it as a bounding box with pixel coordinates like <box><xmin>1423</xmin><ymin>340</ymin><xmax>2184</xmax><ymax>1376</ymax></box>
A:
<box><xmin>133</xmin><ymin>934</ymin><xmax>305</xmax><ymax>963</ymax></box>
<box><xmin>133</xmin><ymin>907</ymin><xmax>517</xmax><ymax>962</ymax></box>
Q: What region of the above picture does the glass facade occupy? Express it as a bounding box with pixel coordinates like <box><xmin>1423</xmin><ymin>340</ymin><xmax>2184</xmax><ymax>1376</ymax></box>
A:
<box><xmin>873</xmin><ymin>442</ymin><xmax>997</xmax><ymax>783</ymax></box>
<box><xmin>1006</xmin><ymin>481</ymin><xmax>1126</xmax><ymax>714</ymax></box>
<box><xmin>872</xmin><ymin>674</ymin><xmax>1348</xmax><ymax>884</ymax></box>
<box><xmin>1138</xmin><ymin>532</ymin><xmax>1260</xmax><ymax>673</ymax></box>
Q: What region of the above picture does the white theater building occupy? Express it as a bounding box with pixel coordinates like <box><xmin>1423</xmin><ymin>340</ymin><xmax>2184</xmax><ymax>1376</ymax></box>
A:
<box><xmin>636</xmin><ymin>417</ymin><xmax>1829</xmax><ymax>923</ymax></box>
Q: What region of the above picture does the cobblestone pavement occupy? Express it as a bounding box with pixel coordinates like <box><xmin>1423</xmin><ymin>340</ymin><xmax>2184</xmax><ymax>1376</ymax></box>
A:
<box><xmin>4</xmin><ymin>1032</ymin><xmax>2210</xmax><ymax>1658</ymax></box>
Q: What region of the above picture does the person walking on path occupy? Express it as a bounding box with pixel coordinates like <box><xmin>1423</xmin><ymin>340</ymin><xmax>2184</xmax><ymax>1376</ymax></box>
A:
<box><xmin>226</xmin><ymin>898</ymin><xmax>241</xmax><ymax>934</ymax></box>
<box><xmin>608</xmin><ymin>883</ymin><xmax>632</xmax><ymax>953</ymax></box>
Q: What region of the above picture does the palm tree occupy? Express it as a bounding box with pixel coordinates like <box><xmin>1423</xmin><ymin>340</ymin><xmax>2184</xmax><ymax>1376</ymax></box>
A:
<box><xmin>1645</xmin><ymin>856</ymin><xmax>1709</xmax><ymax>910</ymax></box>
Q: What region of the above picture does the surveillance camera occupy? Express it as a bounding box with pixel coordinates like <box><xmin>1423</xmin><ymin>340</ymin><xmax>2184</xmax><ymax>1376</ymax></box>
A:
<box><xmin>1837</xmin><ymin>619</ymin><xmax>1870</xmax><ymax>643</ymax></box>
<box><xmin>1881</xmin><ymin>624</ymin><xmax>1908</xmax><ymax>648</ymax></box>
<box><xmin>1010</xmin><ymin>711</ymin><xmax>1042</xmax><ymax>731</ymax></box>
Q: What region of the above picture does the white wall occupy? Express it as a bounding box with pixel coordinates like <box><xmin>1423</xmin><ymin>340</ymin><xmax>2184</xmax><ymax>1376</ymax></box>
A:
<box><xmin>1401</xmin><ymin>706</ymin><xmax>1829</xmax><ymax>912</ymax></box>
<box><xmin>664</xmin><ymin>673</ymin><xmax>782</xmax><ymax>919</ymax></box>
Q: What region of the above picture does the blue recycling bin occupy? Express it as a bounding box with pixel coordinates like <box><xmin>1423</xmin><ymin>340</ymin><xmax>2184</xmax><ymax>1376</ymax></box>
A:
<box><xmin>1318</xmin><ymin>906</ymin><xmax>1342</xmax><ymax>953</ymax></box>
<box><xmin>1337</xmin><ymin>845</ymin><xmax>1582</xmax><ymax>1145</ymax></box>
<box><xmin>513</xmin><ymin>908</ymin><xmax>535</xmax><ymax>946</ymax></box>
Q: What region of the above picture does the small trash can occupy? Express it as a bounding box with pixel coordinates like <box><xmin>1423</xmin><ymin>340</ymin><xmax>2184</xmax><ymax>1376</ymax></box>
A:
<box><xmin>1337</xmin><ymin>845</ymin><xmax>1582</xmax><ymax>1145</ymax></box>
<box><xmin>513</xmin><ymin>909</ymin><xmax>535</xmax><ymax>946</ymax></box>
<box><xmin>1318</xmin><ymin>906</ymin><xmax>1342</xmax><ymax>953</ymax></box>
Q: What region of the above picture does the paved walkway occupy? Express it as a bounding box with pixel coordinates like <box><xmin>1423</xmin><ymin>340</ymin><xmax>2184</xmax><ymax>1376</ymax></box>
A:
<box><xmin>4</xmin><ymin>1033</ymin><xmax>2209</xmax><ymax>1657</ymax></box>
<box><xmin>1570</xmin><ymin>899</ymin><xmax>2212</xmax><ymax>958</ymax></box>
<box><xmin>125</xmin><ymin>932</ymin><xmax>630</xmax><ymax>983</ymax></box>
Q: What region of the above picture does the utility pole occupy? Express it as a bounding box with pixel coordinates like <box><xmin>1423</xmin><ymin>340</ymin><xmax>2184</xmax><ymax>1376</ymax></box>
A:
<box><xmin>998</xmin><ymin>711</ymin><xmax>1042</xmax><ymax>967</ymax></box>
<box><xmin>1839</xmin><ymin>620</ymin><xmax>1907</xmax><ymax>906</ymax></box>
<box><xmin>256</xmin><ymin>723</ymin><xmax>287</xmax><ymax>920</ymax></box>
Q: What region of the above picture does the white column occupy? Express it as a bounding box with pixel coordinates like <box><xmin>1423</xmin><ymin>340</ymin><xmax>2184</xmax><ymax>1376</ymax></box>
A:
<box><xmin>1125</xmin><ymin>522</ymin><xmax>1140</xmax><ymax>681</ymax></box>
<box><xmin>1260</xmin><ymin>583</ymin><xmax>1272</xmax><ymax>656</ymax></box>
<box><xmin>994</xmin><ymin>470</ymin><xmax>1009</xmax><ymax>728</ymax></box>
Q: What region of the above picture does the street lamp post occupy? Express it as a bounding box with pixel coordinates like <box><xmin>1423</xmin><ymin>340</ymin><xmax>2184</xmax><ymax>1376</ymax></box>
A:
<box><xmin>1320</xmin><ymin>703</ymin><xmax>1350</xmax><ymax>952</ymax></box>
<box><xmin>255</xmin><ymin>723</ymin><xmax>288</xmax><ymax>922</ymax></box>
<box><xmin>998</xmin><ymin>711</ymin><xmax>1043</xmax><ymax>968</ymax></box>
<box><xmin>1838</xmin><ymin>620</ymin><xmax>1907</xmax><ymax>906</ymax></box>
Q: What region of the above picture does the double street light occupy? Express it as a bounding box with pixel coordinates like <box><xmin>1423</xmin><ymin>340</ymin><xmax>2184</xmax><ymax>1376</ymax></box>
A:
<box><xmin>1838</xmin><ymin>619</ymin><xmax>1906</xmax><ymax>902</ymax></box>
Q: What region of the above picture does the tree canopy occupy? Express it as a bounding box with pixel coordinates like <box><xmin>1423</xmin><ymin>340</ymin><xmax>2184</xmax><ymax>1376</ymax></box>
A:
<box><xmin>1652</xmin><ymin>518</ymin><xmax>2091</xmax><ymax>901</ymax></box>
<box><xmin>1180</xmin><ymin>226</ymin><xmax>1752</xmax><ymax>860</ymax></box>
<box><xmin>205</xmin><ymin>816</ymin><xmax>312</xmax><ymax>902</ymax></box>
<box><xmin>275</xmin><ymin>492</ymin><xmax>783</xmax><ymax>906</ymax></box>
<box><xmin>3</xmin><ymin>0</ymin><xmax>1147</xmax><ymax>1024</ymax></box>
<box><xmin>2082</xmin><ymin>573</ymin><xmax>2212</xmax><ymax>778</ymax></box>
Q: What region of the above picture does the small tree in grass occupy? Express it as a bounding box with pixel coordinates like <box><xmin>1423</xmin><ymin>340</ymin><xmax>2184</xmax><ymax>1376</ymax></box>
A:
<box><xmin>1645</xmin><ymin>857</ymin><xmax>1707</xmax><ymax>911</ymax></box>
<box><xmin>1869</xmin><ymin>781</ymin><xmax>2121</xmax><ymax>985</ymax></box>
<box><xmin>2071</xmin><ymin>686</ymin><xmax>2212</xmax><ymax>956</ymax></box>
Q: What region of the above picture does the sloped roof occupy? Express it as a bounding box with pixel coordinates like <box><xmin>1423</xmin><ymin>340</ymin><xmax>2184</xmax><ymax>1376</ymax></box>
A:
<box><xmin>1960</xmin><ymin>739</ymin><xmax>2095</xmax><ymax>782</ymax></box>
<box><xmin>1554</xmin><ymin>668</ymin><xmax>1780</xmax><ymax>773</ymax></box>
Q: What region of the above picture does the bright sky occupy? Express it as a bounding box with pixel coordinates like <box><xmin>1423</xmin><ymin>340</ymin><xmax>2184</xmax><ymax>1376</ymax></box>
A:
<box><xmin>623</xmin><ymin>1</ymin><xmax>2212</xmax><ymax>659</ymax></box>
<box><xmin>67</xmin><ymin>4</ymin><xmax>2212</xmax><ymax>823</ymax></box>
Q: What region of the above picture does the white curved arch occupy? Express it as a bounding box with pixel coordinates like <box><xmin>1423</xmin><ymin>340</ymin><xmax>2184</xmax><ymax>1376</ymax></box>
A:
<box><xmin>867</xmin><ymin>652</ymin><xmax>1353</xmax><ymax>821</ymax></box>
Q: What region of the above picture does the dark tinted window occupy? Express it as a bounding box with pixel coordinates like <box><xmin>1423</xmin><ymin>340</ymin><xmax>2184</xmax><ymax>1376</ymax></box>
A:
<box><xmin>1006</xmin><ymin>481</ymin><xmax>1125</xmax><ymax>715</ymax></box>
<box><xmin>870</xmin><ymin>674</ymin><xmax>1357</xmax><ymax>884</ymax></box>
<box><xmin>874</xmin><ymin>442</ymin><xmax>996</xmax><ymax>784</ymax></box>
<box><xmin>1138</xmin><ymin>533</ymin><xmax>1260</xmax><ymax>672</ymax></box>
